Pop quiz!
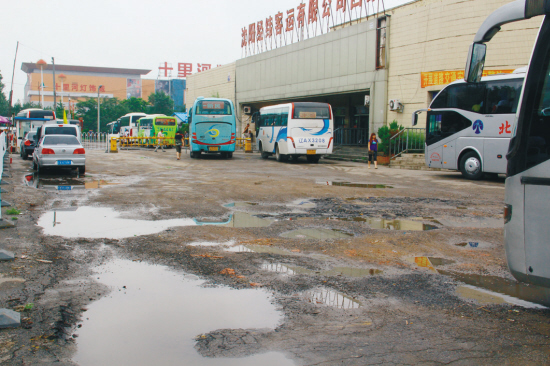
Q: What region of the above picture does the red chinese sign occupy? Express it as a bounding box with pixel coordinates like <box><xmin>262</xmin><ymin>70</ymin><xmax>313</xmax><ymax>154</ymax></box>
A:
<box><xmin>242</xmin><ymin>0</ymin><xmax>379</xmax><ymax>56</ymax></box>
<box><xmin>157</xmin><ymin>63</ymin><xmax>220</xmax><ymax>78</ymax></box>
<box><xmin>55</xmin><ymin>82</ymin><xmax>106</xmax><ymax>93</ymax></box>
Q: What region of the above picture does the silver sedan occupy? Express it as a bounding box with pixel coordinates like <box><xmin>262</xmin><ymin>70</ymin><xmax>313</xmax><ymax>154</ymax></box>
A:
<box><xmin>32</xmin><ymin>135</ymin><xmax>86</xmax><ymax>174</ymax></box>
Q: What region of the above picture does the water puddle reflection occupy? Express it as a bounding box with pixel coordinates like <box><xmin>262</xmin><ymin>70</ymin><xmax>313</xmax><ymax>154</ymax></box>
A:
<box><xmin>223</xmin><ymin>202</ymin><xmax>259</xmax><ymax>208</ymax></box>
<box><xmin>436</xmin><ymin>217</ymin><xmax>503</xmax><ymax>229</ymax></box>
<box><xmin>261</xmin><ymin>262</ymin><xmax>382</xmax><ymax>278</ymax></box>
<box><xmin>317</xmin><ymin>181</ymin><xmax>393</xmax><ymax>189</ymax></box>
<box><xmin>226</xmin><ymin>245</ymin><xmax>291</xmax><ymax>255</ymax></box>
<box><xmin>73</xmin><ymin>259</ymin><xmax>292</xmax><ymax>365</ymax></box>
<box><xmin>281</xmin><ymin>228</ymin><xmax>353</xmax><ymax>240</ymax></box>
<box><xmin>303</xmin><ymin>287</ymin><xmax>361</xmax><ymax>309</ymax></box>
<box><xmin>406</xmin><ymin>257</ymin><xmax>456</xmax><ymax>271</ymax></box>
<box><xmin>24</xmin><ymin>173</ymin><xmax>118</xmax><ymax>191</ymax></box>
<box><xmin>440</xmin><ymin>270</ymin><xmax>550</xmax><ymax>308</ymax></box>
<box><xmin>339</xmin><ymin>217</ymin><xmax>438</xmax><ymax>231</ymax></box>
<box><xmin>39</xmin><ymin>208</ymin><xmax>272</xmax><ymax>239</ymax></box>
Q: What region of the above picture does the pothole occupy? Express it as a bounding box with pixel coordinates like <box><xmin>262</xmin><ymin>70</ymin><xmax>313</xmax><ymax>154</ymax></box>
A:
<box><xmin>302</xmin><ymin>287</ymin><xmax>362</xmax><ymax>309</ymax></box>
<box><xmin>72</xmin><ymin>259</ymin><xmax>292</xmax><ymax>365</ymax></box>
<box><xmin>261</xmin><ymin>262</ymin><xmax>382</xmax><ymax>277</ymax></box>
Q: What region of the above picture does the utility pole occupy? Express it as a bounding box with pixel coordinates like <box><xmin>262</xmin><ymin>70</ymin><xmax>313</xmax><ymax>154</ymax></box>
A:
<box><xmin>97</xmin><ymin>85</ymin><xmax>103</xmax><ymax>134</ymax></box>
<box><xmin>52</xmin><ymin>57</ymin><xmax>56</xmax><ymax>113</ymax></box>
<box><xmin>8</xmin><ymin>42</ymin><xmax>19</xmax><ymax>118</ymax></box>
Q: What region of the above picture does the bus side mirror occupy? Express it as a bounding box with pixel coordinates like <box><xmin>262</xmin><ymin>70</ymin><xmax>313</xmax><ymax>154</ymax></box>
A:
<box><xmin>465</xmin><ymin>43</ymin><xmax>486</xmax><ymax>83</ymax></box>
<box><xmin>412</xmin><ymin>109</ymin><xmax>429</xmax><ymax>126</ymax></box>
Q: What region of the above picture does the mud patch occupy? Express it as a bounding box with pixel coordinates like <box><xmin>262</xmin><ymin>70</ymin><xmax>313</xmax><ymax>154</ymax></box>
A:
<box><xmin>281</xmin><ymin>228</ymin><xmax>353</xmax><ymax>240</ymax></box>
<box><xmin>316</xmin><ymin>181</ymin><xmax>393</xmax><ymax>189</ymax></box>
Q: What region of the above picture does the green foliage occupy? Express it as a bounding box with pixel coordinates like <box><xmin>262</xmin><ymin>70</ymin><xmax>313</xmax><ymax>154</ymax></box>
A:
<box><xmin>6</xmin><ymin>208</ymin><xmax>21</xmax><ymax>215</ymax></box>
<box><xmin>11</xmin><ymin>217</ymin><xmax>18</xmax><ymax>221</ymax></box>
<box><xmin>378</xmin><ymin>120</ymin><xmax>404</xmax><ymax>154</ymax></box>
<box><xmin>147</xmin><ymin>91</ymin><xmax>174</xmax><ymax>116</ymax></box>
<box><xmin>0</xmin><ymin>71</ymin><xmax>9</xmax><ymax>116</ymax></box>
<box><xmin>75</xmin><ymin>97</ymin><xmax>130</xmax><ymax>133</ymax></box>
<box><xmin>24</xmin><ymin>303</ymin><xmax>33</xmax><ymax>311</ymax></box>
<box><xmin>121</xmin><ymin>97</ymin><xmax>148</xmax><ymax>113</ymax></box>
<box><xmin>210</xmin><ymin>91</ymin><xmax>220</xmax><ymax>98</ymax></box>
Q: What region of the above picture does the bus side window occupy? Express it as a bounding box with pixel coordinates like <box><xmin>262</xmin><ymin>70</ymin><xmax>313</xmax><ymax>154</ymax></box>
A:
<box><xmin>281</xmin><ymin>108</ymin><xmax>289</xmax><ymax>126</ymax></box>
<box><xmin>486</xmin><ymin>80</ymin><xmax>523</xmax><ymax>114</ymax></box>
<box><xmin>526</xmin><ymin>49</ymin><xmax>550</xmax><ymax>168</ymax></box>
<box><xmin>445</xmin><ymin>83</ymin><xmax>486</xmax><ymax>113</ymax></box>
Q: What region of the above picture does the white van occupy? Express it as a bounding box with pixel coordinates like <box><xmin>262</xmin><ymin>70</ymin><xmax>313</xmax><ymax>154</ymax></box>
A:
<box><xmin>35</xmin><ymin>123</ymin><xmax>81</xmax><ymax>144</ymax></box>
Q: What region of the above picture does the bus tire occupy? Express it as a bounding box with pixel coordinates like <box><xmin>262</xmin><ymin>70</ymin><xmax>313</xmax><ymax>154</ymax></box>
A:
<box><xmin>190</xmin><ymin>151</ymin><xmax>196</xmax><ymax>159</ymax></box>
<box><xmin>276</xmin><ymin>145</ymin><xmax>287</xmax><ymax>162</ymax></box>
<box><xmin>259</xmin><ymin>143</ymin><xmax>269</xmax><ymax>159</ymax></box>
<box><xmin>227</xmin><ymin>152</ymin><xmax>233</xmax><ymax>159</ymax></box>
<box><xmin>460</xmin><ymin>151</ymin><xmax>483</xmax><ymax>180</ymax></box>
<box><xmin>307</xmin><ymin>155</ymin><xmax>320</xmax><ymax>164</ymax></box>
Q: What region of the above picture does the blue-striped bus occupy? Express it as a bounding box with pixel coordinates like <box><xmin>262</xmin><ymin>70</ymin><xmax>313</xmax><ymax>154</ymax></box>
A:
<box><xmin>188</xmin><ymin>97</ymin><xmax>236</xmax><ymax>159</ymax></box>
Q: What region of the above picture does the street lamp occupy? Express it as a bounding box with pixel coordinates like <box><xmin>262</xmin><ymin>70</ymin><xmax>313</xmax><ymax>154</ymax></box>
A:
<box><xmin>58</xmin><ymin>73</ymin><xmax>66</xmax><ymax>110</ymax></box>
<box><xmin>97</xmin><ymin>85</ymin><xmax>103</xmax><ymax>134</ymax></box>
<box><xmin>36</xmin><ymin>59</ymin><xmax>47</xmax><ymax>107</ymax></box>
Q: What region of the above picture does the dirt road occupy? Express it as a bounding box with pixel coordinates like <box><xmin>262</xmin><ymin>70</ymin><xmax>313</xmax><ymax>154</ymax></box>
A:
<box><xmin>0</xmin><ymin>148</ymin><xmax>549</xmax><ymax>365</ymax></box>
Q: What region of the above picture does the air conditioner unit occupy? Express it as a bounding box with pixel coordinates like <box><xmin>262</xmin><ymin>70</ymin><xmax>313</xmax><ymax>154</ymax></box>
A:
<box><xmin>389</xmin><ymin>99</ymin><xmax>402</xmax><ymax>112</ymax></box>
<box><xmin>243</xmin><ymin>106</ymin><xmax>252</xmax><ymax>114</ymax></box>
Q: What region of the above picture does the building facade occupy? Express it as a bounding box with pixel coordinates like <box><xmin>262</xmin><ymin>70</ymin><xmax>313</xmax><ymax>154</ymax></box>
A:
<box><xmin>22</xmin><ymin>63</ymin><xmax>186</xmax><ymax>111</ymax></box>
<box><xmin>185</xmin><ymin>0</ymin><xmax>542</xmax><ymax>144</ymax></box>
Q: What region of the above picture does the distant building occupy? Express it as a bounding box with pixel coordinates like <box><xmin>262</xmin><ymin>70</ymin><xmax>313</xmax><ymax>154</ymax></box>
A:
<box><xmin>22</xmin><ymin>63</ymin><xmax>154</xmax><ymax>109</ymax></box>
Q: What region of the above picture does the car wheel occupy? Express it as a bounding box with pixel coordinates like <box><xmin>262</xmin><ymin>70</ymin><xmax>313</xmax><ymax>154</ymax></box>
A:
<box><xmin>460</xmin><ymin>151</ymin><xmax>483</xmax><ymax>180</ymax></box>
<box><xmin>32</xmin><ymin>159</ymin><xmax>37</xmax><ymax>171</ymax></box>
<box><xmin>276</xmin><ymin>145</ymin><xmax>287</xmax><ymax>162</ymax></box>
<box><xmin>78</xmin><ymin>166</ymin><xmax>86</xmax><ymax>175</ymax></box>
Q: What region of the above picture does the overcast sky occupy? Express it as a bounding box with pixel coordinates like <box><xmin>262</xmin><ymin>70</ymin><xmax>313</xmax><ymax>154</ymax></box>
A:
<box><xmin>2</xmin><ymin>0</ymin><xmax>411</xmax><ymax>104</ymax></box>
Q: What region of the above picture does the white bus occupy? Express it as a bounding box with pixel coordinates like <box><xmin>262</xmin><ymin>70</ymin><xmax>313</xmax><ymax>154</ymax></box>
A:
<box><xmin>118</xmin><ymin>113</ymin><xmax>147</xmax><ymax>137</ymax></box>
<box><xmin>413</xmin><ymin>71</ymin><xmax>525</xmax><ymax>180</ymax></box>
<box><xmin>14</xmin><ymin>108</ymin><xmax>56</xmax><ymax>142</ymax></box>
<box><xmin>255</xmin><ymin>102</ymin><xmax>334</xmax><ymax>163</ymax></box>
<box><xmin>466</xmin><ymin>0</ymin><xmax>550</xmax><ymax>287</ymax></box>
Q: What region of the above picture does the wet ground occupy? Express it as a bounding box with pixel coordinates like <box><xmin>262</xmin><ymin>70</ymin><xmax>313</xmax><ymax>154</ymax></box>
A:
<box><xmin>0</xmin><ymin>149</ymin><xmax>549</xmax><ymax>365</ymax></box>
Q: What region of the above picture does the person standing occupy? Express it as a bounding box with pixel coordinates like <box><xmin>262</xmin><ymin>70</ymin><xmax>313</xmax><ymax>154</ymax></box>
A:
<box><xmin>154</xmin><ymin>129</ymin><xmax>165</xmax><ymax>152</ymax></box>
<box><xmin>368</xmin><ymin>133</ymin><xmax>379</xmax><ymax>169</ymax></box>
<box><xmin>175</xmin><ymin>130</ymin><xmax>183</xmax><ymax>160</ymax></box>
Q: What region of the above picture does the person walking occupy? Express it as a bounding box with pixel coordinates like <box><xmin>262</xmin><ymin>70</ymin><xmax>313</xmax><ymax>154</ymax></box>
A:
<box><xmin>368</xmin><ymin>133</ymin><xmax>379</xmax><ymax>169</ymax></box>
<box><xmin>154</xmin><ymin>129</ymin><xmax>165</xmax><ymax>152</ymax></box>
<box><xmin>175</xmin><ymin>130</ymin><xmax>184</xmax><ymax>160</ymax></box>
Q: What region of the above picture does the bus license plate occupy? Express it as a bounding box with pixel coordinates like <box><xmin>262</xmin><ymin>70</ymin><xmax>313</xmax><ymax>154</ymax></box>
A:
<box><xmin>57</xmin><ymin>160</ymin><xmax>72</xmax><ymax>165</ymax></box>
<box><xmin>307</xmin><ymin>150</ymin><xmax>316</xmax><ymax>155</ymax></box>
<box><xmin>209</xmin><ymin>146</ymin><xmax>219</xmax><ymax>152</ymax></box>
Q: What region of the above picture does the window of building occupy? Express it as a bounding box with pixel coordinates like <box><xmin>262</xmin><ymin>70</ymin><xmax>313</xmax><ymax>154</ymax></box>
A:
<box><xmin>376</xmin><ymin>17</ymin><xmax>387</xmax><ymax>69</ymax></box>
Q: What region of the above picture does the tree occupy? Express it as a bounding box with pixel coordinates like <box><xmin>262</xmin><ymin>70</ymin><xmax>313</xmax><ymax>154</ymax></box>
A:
<box><xmin>75</xmin><ymin>97</ymin><xmax>129</xmax><ymax>133</ymax></box>
<box><xmin>0</xmin><ymin>71</ymin><xmax>9</xmax><ymax>116</ymax></box>
<box><xmin>121</xmin><ymin>97</ymin><xmax>148</xmax><ymax>113</ymax></box>
<box><xmin>147</xmin><ymin>91</ymin><xmax>174</xmax><ymax>116</ymax></box>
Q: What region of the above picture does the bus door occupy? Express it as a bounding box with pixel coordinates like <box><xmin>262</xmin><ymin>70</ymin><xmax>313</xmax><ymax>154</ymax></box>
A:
<box><xmin>426</xmin><ymin>110</ymin><xmax>473</xmax><ymax>169</ymax></box>
<box><xmin>509</xmin><ymin>22</ymin><xmax>550</xmax><ymax>282</ymax></box>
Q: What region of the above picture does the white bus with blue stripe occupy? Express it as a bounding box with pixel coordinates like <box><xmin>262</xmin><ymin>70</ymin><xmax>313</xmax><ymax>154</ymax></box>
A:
<box><xmin>256</xmin><ymin>102</ymin><xmax>334</xmax><ymax>163</ymax></box>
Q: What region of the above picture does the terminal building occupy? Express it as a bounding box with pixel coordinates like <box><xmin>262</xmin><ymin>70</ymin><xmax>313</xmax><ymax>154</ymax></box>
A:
<box><xmin>21</xmin><ymin>63</ymin><xmax>185</xmax><ymax>111</ymax></box>
<box><xmin>185</xmin><ymin>0</ymin><xmax>541</xmax><ymax>145</ymax></box>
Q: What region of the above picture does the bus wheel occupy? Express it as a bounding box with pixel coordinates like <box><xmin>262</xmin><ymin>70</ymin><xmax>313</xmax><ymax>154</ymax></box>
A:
<box><xmin>227</xmin><ymin>152</ymin><xmax>233</xmax><ymax>159</ymax></box>
<box><xmin>276</xmin><ymin>145</ymin><xmax>287</xmax><ymax>162</ymax></box>
<box><xmin>260</xmin><ymin>143</ymin><xmax>269</xmax><ymax>159</ymax></box>
<box><xmin>460</xmin><ymin>152</ymin><xmax>483</xmax><ymax>180</ymax></box>
<box><xmin>307</xmin><ymin>155</ymin><xmax>320</xmax><ymax>164</ymax></box>
<box><xmin>190</xmin><ymin>151</ymin><xmax>196</xmax><ymax>159</ymax></box>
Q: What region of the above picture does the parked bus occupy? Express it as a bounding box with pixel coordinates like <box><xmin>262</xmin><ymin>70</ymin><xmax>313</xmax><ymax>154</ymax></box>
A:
<box><xmin>255</xmin><ymin>102</ymin><xmax>334</xmax><ymax>163</ymax></box>
<box><xmin>14</xmin><ymin>108</ymin><xmax>56</xmax><ymax>142</ymax></box>
<box><xmin>137</xmin><ymin>115</ymin><xmax>177</xmax><ymax>145</ymax></box>
<box><xmin>188</xmin><ymin>97</ymin><xmax>236</xmax><ymax>158</ymax></box>
<box><xmin>118</xmin><ymin>113</ymin><xmax>147</xmax><ymax>137</ymax></box>
<box><xmin>465</xmin><ymin>0</ymin><xmax>550</xmax><ymax>287</ymax></box>
<box><xmin>413</xmin><ymin>72</ymin><xmax>525</xmax><ymax>179</ymax></box>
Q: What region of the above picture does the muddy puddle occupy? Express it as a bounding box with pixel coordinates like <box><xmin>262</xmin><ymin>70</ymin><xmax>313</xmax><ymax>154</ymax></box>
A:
<box><xmin>303</xmin><ymin>287</ymin><xmax>361</xmax><ymax>309</ymax></box>
<box><xmin>406</xmin><ymin>257</ymin><xmax>456</xmax><ymax>271</ymax></box>
<box><xmin>38</xmin><ymin>208</ymin><xmax>272</xmax><ymax>239</ymax></box>
<box><xmin>24</xmin><ymin>173</ymin><xmax>117</xmax><ymax>191</ymax></box>
<box><xmin>224</xmin><ymin>202</ymin><xmax>259</xmax><ymax>208</ymax></box>
<box><xmin>73</xmin><ymin>259</ymin><xmax>293</xmax><ymax>366</ymax></box>
<box><xmin>281</xmin><ymin>228</ymin><xmax>353</xmax><ymax>240</ymax></box>
<box><xmin>226</xmin><ymin>245</ymin><xmax>292</xmax><ymax>255</ymax></box>
<box><xmin>317</xmin><ymin>181</ymin><xmax>393</xmax><ymax>189</ymax></box>
<box><xmin>261</xmin><ymin>262</ymin><xmax>382</xmax><ymax>278</ymax></box>
<box><xmin>440</xmin><ymin>270</ymin><xmax>550</xmax><ymax>308</ymax></box>
<box><xmin>339</xmin><ymin>217</ymin><xmax>438</xmax><ymax>231</ymax></box>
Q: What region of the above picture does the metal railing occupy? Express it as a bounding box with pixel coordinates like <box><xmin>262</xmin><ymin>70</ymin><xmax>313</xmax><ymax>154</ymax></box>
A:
<box><xmin>81</xmin><ymin>132</ymin><xmax>109</xmax><ymax>151</ymax></box>
<box><xmin>0</xmin><ymin>132</ymin><xmax>7</xmax><ymax>221</ymax></box>
<box><xmin>334</xmin><ymin>128</ymin><xmax>370</xmax><ymax>146</ymax></box>
<box><xmin>389</xmin><ymin>127</ymin><xmax>426</xmax><ymax>160</ymax></box>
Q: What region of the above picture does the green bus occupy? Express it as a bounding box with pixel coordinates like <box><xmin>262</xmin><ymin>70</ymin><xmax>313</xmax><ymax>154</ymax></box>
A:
<box><xmin>138</xmin><ymin>115</ymin><xmax>177</xmax><ymax>146</ymax></box>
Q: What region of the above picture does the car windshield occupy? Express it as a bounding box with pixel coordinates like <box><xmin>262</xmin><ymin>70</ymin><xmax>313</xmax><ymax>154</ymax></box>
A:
<box><xmin>43</xmin><ymin>135</ymin><xmax>80</xmax><ymax>146</ymax></box>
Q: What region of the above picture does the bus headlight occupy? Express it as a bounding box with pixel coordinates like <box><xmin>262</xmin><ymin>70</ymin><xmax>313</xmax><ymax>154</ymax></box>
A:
<box><xmin>504</xmin><ymin>204</ymin><xmax>512</xmax><ymax>224</ymax></box>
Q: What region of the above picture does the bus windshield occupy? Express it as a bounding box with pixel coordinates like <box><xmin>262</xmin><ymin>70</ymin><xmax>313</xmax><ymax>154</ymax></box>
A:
<box><xmin>139</xmin><ymin>119</ymin><xmax>153</xmax><ymax>129</ymax></box>
<box><xmin>196</xmin><ymin>101</ymin><xmax>232</xmax><ymax>115</ymax></box>
<box><xmin>293</xmin><ymin>104</ymin><xmax>330</xmax><ymax>119</ymax></box>
<box><xmin>155</xmin><ymin>118</ymin><xmax>176</xmax><ymax>126</ymax></box>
